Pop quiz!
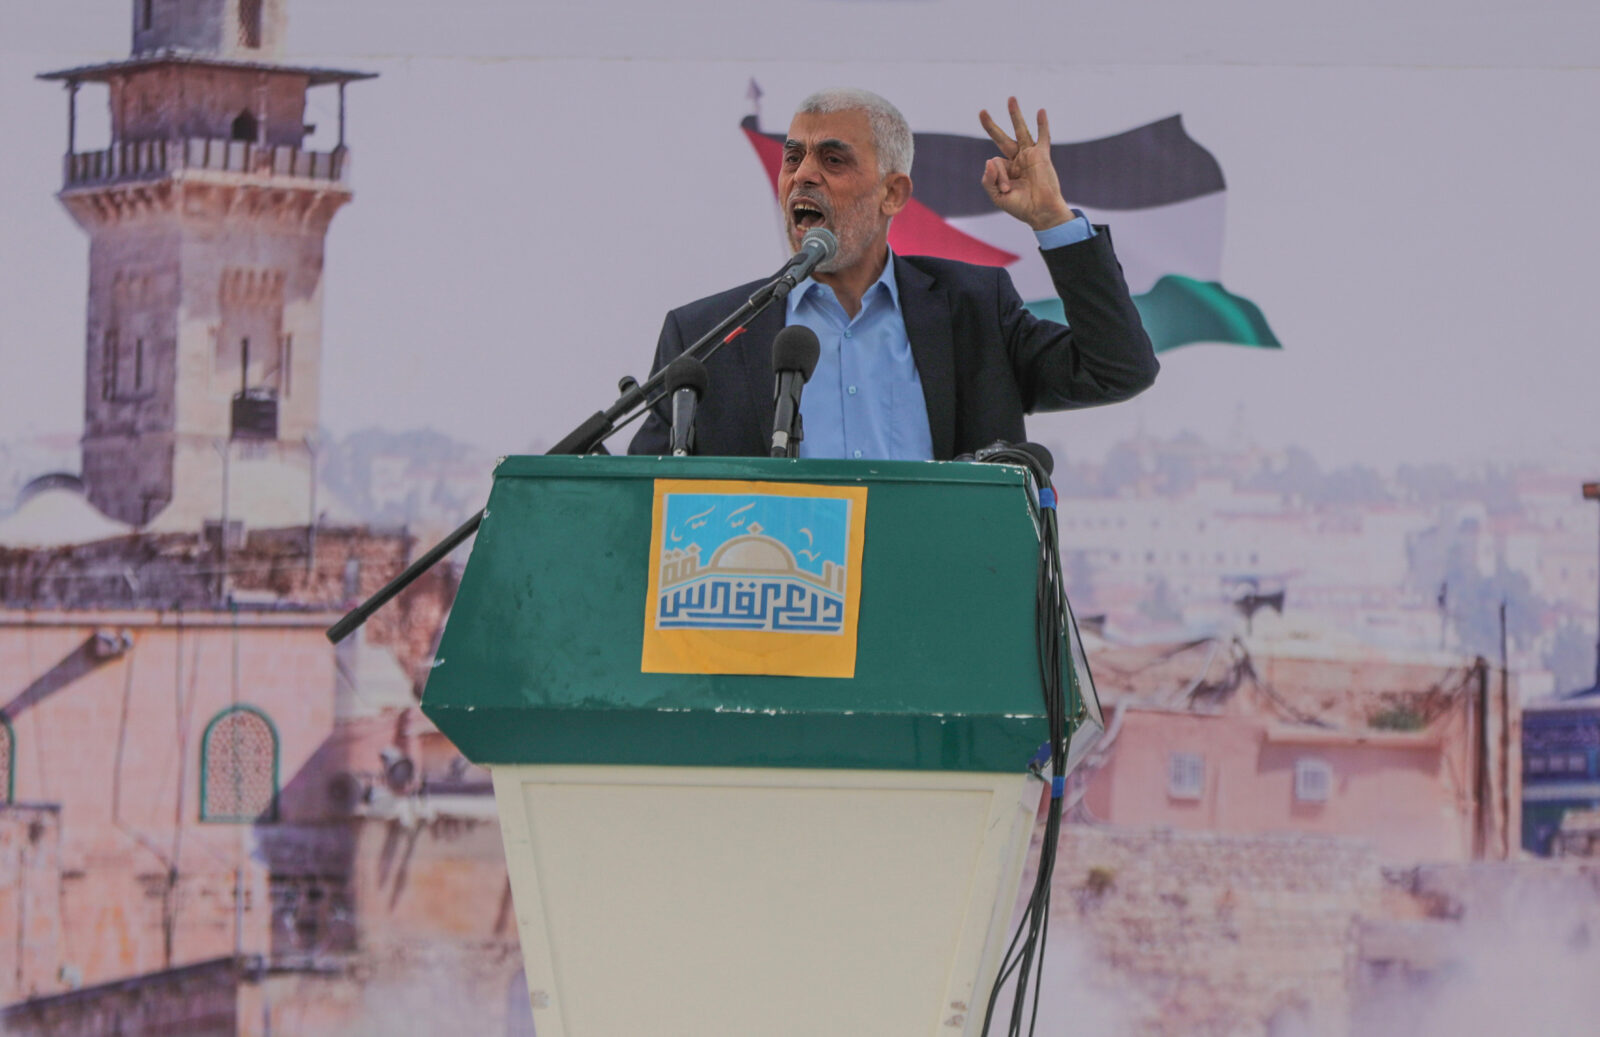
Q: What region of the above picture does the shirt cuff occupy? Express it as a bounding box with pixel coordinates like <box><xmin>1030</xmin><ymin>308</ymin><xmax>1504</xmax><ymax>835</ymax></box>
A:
<box><xmin>1034</xmin><ymin>210</ymin><xmax>1095</xmax><ymax>250</ymax></box>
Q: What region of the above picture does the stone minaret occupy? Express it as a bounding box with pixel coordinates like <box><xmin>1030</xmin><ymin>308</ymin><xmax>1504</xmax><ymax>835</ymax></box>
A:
<box><xmin>39</xmin><ymin>0</ymin><xmax>373</xmax><ymax>527</ymax></box>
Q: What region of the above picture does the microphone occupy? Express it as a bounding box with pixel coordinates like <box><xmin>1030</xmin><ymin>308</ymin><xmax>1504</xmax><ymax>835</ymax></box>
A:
<box><xmin>956</xmin><ymin>439</ymin><xmax>1055</xmax><ymax>478</ymax></box>
<box><xmin>769</xmin><ymin>325</ymin><xmax>821</xmax><ymax>458</ymax></box>
<box><xmin>664</xmin><ymin>356</ymin><xmax>709</xmax><ymax>457</ymax></box>
<box><xmin>772</xmin><ymin>229</ymin><xmax>838</xmax><ymax>299</ymax></box>
<box><xmin>1019</xmin><ymin>441</ymin><xmax>1055</xmax><ymax>478</ymax></box>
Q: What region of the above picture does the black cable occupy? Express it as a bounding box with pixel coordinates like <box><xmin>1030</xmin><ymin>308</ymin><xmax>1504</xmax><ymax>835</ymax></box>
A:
<box><xmin>975</xmin><ymin>447</ymin><xmax>1072</xmax><ymax>1037</ymax></box>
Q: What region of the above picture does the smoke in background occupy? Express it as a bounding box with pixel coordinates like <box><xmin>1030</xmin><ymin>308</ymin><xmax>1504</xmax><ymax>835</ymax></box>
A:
<box><xmin>1356</xmin><ymin>866</ymin><xmax>1600</xmax><ymax>1037</ymax></box>
<box><xmin>1013</xmin><ymin>933</ymin><xmax>1130</xmax><ymax>1037</ymax></box>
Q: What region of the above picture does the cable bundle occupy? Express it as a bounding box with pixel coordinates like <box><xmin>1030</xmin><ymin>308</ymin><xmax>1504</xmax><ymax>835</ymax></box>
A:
<box><xmin>974</xmin><ymin>445</ymin><xmax>1073</xmax><ymax>1037</ymax></box>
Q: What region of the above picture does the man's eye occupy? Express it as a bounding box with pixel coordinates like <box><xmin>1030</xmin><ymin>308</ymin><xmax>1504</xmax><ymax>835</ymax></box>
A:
<box><xmin>782</xmin><ymin>153</ymin><xmax>802</xmax><ymax>166</ymax></box>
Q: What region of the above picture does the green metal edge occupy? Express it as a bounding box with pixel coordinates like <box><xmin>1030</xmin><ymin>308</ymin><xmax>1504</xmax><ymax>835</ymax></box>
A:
<box><xmin>490</xmin><ymin>454</ymin><xmax>1032</xmax><ymax>488</ymax></box>
<box><xmin>423</xmin><ymin>456</ymin><xmax>1051</xmax><ymax>772</ymax></box>
<box><xmin>420</xmin><ymin>707</ymin><xmax>1047</xmax><ymax>772</ymax></box>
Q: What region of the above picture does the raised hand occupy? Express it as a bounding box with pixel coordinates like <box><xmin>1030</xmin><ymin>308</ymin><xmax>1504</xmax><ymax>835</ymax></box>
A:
<box><xmin>978</xmin><ymin>97</ymin><xmax>1077</xmax><ymax>232</ymax></box>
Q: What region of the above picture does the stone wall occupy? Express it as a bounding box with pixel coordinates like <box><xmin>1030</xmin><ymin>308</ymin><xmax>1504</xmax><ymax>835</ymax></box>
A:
<box><xmin>1043</xmin><ymin>824</ymin><xmax>1387</xmax><ymax>1037</ymax></box>
<box><xmin>114</xmin><ymin>66</ymin><xmax>307</xmax><ymax>144</ymax></box>
<box><xmin>130</xmin><ymin>0</ymin><xmax>290</xmax><ymax>62</ymax></box>
<box><xmin>1040</xmin><ymin>825</ymin><xmax>1600</xmax><ymax>1037</ymax></box>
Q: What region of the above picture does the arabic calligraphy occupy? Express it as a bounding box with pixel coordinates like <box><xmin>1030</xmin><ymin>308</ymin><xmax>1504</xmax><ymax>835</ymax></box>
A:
<box><xmin>655</xmin><ymin>492</ymin><xmax>852</xmax><ymax>635</ymax></box>
<box><xmin>658</xmin><ymin>576</ymin><xmax>846</xmax><ymax>632</ymax></box>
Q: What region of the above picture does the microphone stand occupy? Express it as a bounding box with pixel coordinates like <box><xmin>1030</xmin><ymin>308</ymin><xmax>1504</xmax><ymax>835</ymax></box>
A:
<box><xmin>770</xmin><ymin>378</ymin><xmax>805</xmax><ymax>458</ymax></box>
<box><xmin>326</xmin><ymin>277</ymin><xmax>794</xmax><ymax>644</ymax></box>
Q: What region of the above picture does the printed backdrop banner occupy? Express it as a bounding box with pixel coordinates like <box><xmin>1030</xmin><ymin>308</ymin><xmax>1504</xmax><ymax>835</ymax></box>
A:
<box><xmin>642</xmin><ymin>480</ymin><xmax>869</xmax><ymax>678</ymax></box>
<box><xmin>742</xmin><ymin>106</ymin><xmax>1280</xmax><ymax>353</ymax></box>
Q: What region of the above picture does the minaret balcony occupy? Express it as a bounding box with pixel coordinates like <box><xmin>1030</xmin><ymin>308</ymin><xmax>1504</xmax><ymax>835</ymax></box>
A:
<box><xmin>64</xmin><ymin>138</ymin><xmax>348</xmax><ymax>190</ymax></box>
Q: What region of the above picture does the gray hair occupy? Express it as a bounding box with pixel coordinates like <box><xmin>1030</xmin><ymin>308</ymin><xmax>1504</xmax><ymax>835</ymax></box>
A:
<box><xmin>795</xmin><ymin>88</ymin><xmax>914</xmax><ymax>177</ymax></box>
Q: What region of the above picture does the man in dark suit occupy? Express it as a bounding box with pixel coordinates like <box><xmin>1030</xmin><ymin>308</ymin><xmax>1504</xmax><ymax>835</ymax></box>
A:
<box><xmin>629</xmin><ymin>89</ymin><xmax>1158</xmax><ymax>459</ymax></box>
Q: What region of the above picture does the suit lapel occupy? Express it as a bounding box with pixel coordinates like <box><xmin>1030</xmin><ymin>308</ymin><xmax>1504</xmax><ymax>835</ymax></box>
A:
<box><xmin>895</xmin><ymin>256</ymin><xmax>956</xmax><ymax>460</ymax></box>
<box><xmin>736</xmin><ymin>301</ymin><xmax>787</xmax><ymax>454</ymax></box>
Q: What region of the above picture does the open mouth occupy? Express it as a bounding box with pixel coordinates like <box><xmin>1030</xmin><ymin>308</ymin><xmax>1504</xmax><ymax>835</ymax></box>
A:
<box><xmin>790</xmin><ymin>200</ymin><xmax>827</xmax><ymax>230</ymax></box>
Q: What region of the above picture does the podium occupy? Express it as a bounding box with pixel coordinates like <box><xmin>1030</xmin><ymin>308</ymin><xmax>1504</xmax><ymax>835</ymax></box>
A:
<box><xmin>422</xmin><ymin>456</ymin><xmax>1069</xmax><ymax>1037</ymax></box>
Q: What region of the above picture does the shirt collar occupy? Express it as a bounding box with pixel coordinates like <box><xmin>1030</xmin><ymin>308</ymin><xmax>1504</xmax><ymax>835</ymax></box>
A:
<box><xmin>785</xmin><ymin>247</ymin><xmax>901</xmax><ymax>321</ymax></box>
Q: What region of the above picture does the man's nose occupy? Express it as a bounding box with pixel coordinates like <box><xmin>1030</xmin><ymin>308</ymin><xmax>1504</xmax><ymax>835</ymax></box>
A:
<box><xmin>793</xmin><ymin>152</ymin><xmax>823</xmax><ymax>186</ymax></box>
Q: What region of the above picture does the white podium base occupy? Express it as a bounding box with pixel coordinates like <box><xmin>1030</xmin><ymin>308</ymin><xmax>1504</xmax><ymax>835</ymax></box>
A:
<box><xmin>491</xmin><ymin>764</ymin><xmax>1043</xmax><ymax>1037</ymax></box>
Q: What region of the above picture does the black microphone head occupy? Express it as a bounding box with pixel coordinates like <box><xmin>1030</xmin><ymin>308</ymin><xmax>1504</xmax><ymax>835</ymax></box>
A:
<box><xmin>969</xmin><ymin>439</ymin><xmax>1054</xmax><ymax>478</ymax></box>
<box><xmin>664</xmin><ymin>355</ymin><xmax>709</xmax><ymax>396</ymax></box>
<box><xmin>772</xmin><ymin>325</ymin><xmax>821</xmax><ymax>382</ymax></box>
<box><xmin>799</xmin><ymin>227</ymin><xmax>838</xmax><ymax>263</ymax></box>
<box><xmin>1017</xmin><ymin>441</ymin><xmax>1055</xmax><ymax>477</ymax></box>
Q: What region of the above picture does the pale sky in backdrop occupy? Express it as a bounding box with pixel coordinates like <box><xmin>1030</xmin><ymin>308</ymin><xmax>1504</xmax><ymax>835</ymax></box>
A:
<box><xmin>2</xmin><ymin>0</ymin><xmax>1598</xmax><ymax>471</ymax></box>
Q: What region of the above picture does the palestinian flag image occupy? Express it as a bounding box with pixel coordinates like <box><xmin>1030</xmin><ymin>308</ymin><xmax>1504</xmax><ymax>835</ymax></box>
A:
<box><xmin>741</xmin><ymin>110</ymin><xmax>1279</xmax><ymax>352</ymax></box>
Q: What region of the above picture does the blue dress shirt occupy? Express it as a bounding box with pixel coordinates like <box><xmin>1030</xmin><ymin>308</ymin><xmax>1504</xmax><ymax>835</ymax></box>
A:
<box><xmin>788</xmin><ymin>213</ymin><xmax>1095</xmax><ymax>461</ymax></box>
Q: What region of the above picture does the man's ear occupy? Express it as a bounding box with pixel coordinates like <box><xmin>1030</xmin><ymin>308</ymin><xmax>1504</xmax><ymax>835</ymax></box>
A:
<box><xmin>881</xmin><ymin>172</ymin><xmax>912</xmax><ymax>217</ymax></box>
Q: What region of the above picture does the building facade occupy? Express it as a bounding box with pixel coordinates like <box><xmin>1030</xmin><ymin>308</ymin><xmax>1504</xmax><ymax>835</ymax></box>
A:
<box><xmin>39</xmin><ymin>0</ymin><xmax>373</xmax><ymax>528</ymax></box>
<box><xmin>1074</xmin><ymin>636</ymin><xmax>1520</xmax><ymax>863</ymax></box>
<box><xmin>2</xmin><ymin>5</ymin><xmax>529</xmax><ymax>1033</ymax></box>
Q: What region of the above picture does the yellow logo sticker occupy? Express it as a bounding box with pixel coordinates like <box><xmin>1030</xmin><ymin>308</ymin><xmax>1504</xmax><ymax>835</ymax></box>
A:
<box><xmin>642</xmin><ymin>479</ymin><xmax>868</xmax><ymax>677</ymax></box>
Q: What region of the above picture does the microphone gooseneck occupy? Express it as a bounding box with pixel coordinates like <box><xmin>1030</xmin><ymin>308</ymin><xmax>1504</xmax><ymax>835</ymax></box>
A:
<box><xmin>769</xmin><ymin>325</ymin><xmax>821</xmax><ymax>458</ymax></box>
<box><xmin>665</xmin><ymin>356</ymin><xmax>710</xmax><ymax>457</ymax></box>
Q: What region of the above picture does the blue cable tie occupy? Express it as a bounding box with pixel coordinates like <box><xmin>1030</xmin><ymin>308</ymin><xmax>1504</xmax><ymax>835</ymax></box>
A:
<box><xmin>1038</xmin><ymin>488</ymin><xmax>1057</xmax><ymax>510</ymax></box>
<box><xmin>1028</xmin><ymin>742</ymin><xmax>1051</xmax><ymax>769</ymax></box>
<box><xmin>1051</xmin><ymin>776</ymin><xmax>1066</xmax><ymax>799</ymax></box>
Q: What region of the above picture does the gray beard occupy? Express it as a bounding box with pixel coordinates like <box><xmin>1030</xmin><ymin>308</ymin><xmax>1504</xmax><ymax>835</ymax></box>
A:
<box><xmin>809</xmin><ymin>201</ymin><xmax>886</xmax><ymax>275</ymax></box>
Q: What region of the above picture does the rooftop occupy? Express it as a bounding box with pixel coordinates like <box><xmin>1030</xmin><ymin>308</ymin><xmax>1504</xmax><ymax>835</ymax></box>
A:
<box><xmin>37</xmin><ymin>52</ymin><xmax>376</xmax><ymax>87</ymax></box>
<box><xmin>1083</xmin><ymin>629</ymin><xmax>1485</xmax><ymax>733</ymax></box>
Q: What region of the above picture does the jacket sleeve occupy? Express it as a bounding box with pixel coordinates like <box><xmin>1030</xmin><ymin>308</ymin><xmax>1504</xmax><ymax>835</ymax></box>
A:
<box><xmin>626</xmin><ymin>310</ymin><xmax>686</xmax><ymax>456</ymax></box>
<box><xmin>1000</xmin><ymin>227</ymin><xmax>1159</xmax><ymax>412</ymax></box>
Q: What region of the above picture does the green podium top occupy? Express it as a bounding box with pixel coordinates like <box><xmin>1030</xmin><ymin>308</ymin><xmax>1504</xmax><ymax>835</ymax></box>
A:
<box><xmin>421</xmin><ymin>456</ymin><xmax>1050</xmax><ymax>772</ymax></box>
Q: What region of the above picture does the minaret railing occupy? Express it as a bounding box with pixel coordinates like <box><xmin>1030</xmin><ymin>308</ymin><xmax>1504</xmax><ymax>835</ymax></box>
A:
<box><xmin>63</xmin><ymin>138</ymin><xmax>348</xmax><ymax>188</ymax></box>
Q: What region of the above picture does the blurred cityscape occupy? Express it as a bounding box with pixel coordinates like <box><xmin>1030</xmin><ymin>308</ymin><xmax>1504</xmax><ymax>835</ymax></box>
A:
<box><xmin>1040</xmin><ymin>430</ymin><xmax>1598</xmax><ymax>698</ymax></box>
<box><xmin>10</xmin><ymin>425</ymin><xmax>1594</xmax><ymax>695</ymax></box>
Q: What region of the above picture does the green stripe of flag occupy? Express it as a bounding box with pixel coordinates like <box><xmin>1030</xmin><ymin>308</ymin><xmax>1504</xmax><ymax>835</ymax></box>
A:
<box><xmin>1025</xmin><ymin>275</ymin><xmax>1281</xmax><ymax>353</ymax></box>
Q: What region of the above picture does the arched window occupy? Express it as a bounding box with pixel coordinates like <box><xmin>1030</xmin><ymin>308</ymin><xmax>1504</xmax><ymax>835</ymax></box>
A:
<box><xmin>231</xmin><ymin>110</ymin><xmax>258</xmax><ymax>143</ymax></box>
<box><xmin>0</xmin><ymin>714</ymin><xmax>14</xmax><ymax>804</ymax></box>
<box><xmin>200</xmin><ymin>705</ymin><xmax>278</xmax><ymax>822</ymax></box>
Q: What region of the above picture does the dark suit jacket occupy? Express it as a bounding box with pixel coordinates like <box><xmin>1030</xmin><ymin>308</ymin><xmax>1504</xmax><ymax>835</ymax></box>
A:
<box><xmin>627</xmin><ymin>229</ymin><xmax>1158</xmax><ymax>459</ymax></box>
